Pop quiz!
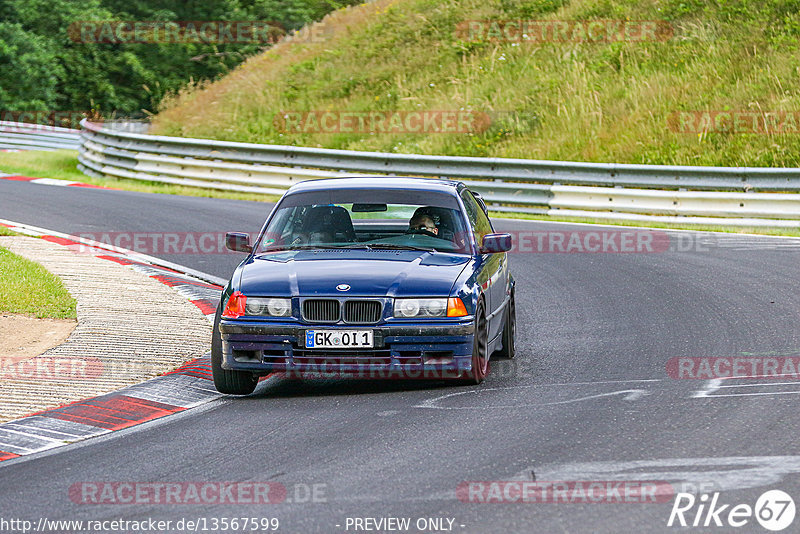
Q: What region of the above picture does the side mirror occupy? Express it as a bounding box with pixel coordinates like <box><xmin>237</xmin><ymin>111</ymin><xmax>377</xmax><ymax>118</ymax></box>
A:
<box><xmin>480</xmin><ymin>233</ymin><xmax>512</xmax><ymax>254</ymax></box>
<box><xmin>225</xmin><ymin>232</ymin><xmax>253</xmax><ymax>253</ymax></box>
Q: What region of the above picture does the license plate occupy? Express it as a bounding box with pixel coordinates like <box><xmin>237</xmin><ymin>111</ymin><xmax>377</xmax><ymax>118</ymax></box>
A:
<box><xmin>305</xmin><ymin>330</ymin><xmax>374</xmax><ymax>349</ymax></box>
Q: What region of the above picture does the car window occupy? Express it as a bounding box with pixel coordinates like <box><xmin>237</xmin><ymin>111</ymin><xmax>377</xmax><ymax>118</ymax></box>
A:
<box><xmin>256</xmin><ymin>192</ymin><xmax>471</xmax><ymax>254</ymax></box>
<box><xmin>460</xmin><ymin>189</ymin><xmax>493</xmax><ymax>246</ymax></box>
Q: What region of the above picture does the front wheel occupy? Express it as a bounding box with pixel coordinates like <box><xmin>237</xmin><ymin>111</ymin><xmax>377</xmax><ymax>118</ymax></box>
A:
<box><xmin>211</xmin><ymin>302</ymin><xmax>258</xmax><ymax>395</ymax></box>
<box><xmin>460</xmin><ymin>300</ymin><xmax>489</xmax><ymax>385</ymax></box>
<box><xmin>496</xmin><ymin>291</ymin><xmax>515</xmax><ymax>359</ymax></box>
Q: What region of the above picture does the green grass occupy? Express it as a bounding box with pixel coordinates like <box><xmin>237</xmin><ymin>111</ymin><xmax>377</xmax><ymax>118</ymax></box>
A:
<box><xmin>0</xmin><ymin>227</ymin><xmax>21</xmax><ymax>237</ymax></box>
<box><xmin>0</xmin><ymin>245</ymin><xmax>77</xmax><ymax>319</ymax></box>
<box><xmin>144</xmin><ymin>0</ymin><xmax>800</xmax><ymax>237</ymax></box>
<box><xmin>0</xmin><ymin>150</ymin><xmax>277</xmax><ymax>203</ymax></box>
<box><xmin>152</xmin><ymin>0</ymin><xmax>800</xmax><ymax>168</ymax></box>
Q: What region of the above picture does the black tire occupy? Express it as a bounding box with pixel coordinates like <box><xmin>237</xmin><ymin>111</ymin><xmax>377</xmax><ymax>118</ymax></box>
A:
<box><xmin>496</xmin><ymin>291</ymin><xmax>516</xmax><ymax>359</ymax></box>
<box><xmin>460</xmin><ymin>300</ymin><xmax>489</xmax><ymax>385</ymax></box>
<box><xmin>211</xmin><ymin>302</ymin><xmax>258</xmax><ymax>395</ymax></box>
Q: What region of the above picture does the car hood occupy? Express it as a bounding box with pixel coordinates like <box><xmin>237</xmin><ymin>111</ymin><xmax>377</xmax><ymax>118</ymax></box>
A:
<box><xmin>238</xmin><ymin>249</ymin><xmax>470</xmax><ymax>297</ymax></box>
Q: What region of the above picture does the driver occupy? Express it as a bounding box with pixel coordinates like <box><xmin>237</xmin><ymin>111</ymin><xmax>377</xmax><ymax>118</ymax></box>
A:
<box><xmin>408</xmin><ymin>213</ymin><xmax>438</xmax><ymax>236</ymax></box>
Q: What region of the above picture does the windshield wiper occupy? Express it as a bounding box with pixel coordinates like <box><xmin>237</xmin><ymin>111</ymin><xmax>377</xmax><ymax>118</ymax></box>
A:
<box><xmin>362</xmin><ymin>243</ymin><xmax>436</xmax><ymax>252</ymax></box>
<box><xmin>258</xmin><ymin>243</ymin><xmax>436</xmax><ymax>254</ymax></box>
<box><xmin>258</xmin><ymin>244</ymin><xmax>346</xmax><ymax>253</ymax></box>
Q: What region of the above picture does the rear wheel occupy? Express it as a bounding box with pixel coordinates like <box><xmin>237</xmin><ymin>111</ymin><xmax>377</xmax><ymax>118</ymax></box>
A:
<box><xmin>211</xmin><ymin>302</ymin><xmax>258</xmax><ymax>395</ymax></box>
<box><xmin>461</xmin><ymin>300</ymin><xmax>489</xmax><ymax>385</ymax></box>
<box><xmin>496</xmin><ymin>291</ymin><xmax>515</xmax><ymax>360</ymax></box>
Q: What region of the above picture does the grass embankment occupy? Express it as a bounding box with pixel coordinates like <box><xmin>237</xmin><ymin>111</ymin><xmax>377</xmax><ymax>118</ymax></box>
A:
<box><xmin>9</xmin><ymin>0</ymin><xmax>800</xmax><ymax>237</ymax></box>
<box><xmin>0</xmin><ymin>150</ymin><xmax>276</xmax><ymax>202</ymax></box>
<box><xmin>0</xmin><ymin>246</ymin><xmax>76</xmax><ymax>319</ymax></box>
<box><xmin>152</xmin><ymin>0</ymin><xmax>800</xmax><ymax>167</ymax></box>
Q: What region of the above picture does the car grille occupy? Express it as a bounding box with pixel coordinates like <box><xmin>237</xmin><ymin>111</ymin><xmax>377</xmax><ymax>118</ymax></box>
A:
<box><xmin>303</xmin><ymin>299</ymin><xmax>340</xmax><ymax>322</ymax></box>
<box><xmin>343</xmin><ymin>300</ymin><xmax>382</xmax><ymax>324</ymax></box>
<box><xmin>302</xmin><ymin>299</ymin><xmax>383</xmax><ymax>323</ymax></box>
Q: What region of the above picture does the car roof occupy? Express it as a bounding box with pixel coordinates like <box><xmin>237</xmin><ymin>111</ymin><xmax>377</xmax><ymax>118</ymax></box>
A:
<box><xmin>286</xmin><ymin>176</ymin><xmax>464</xmax><ymax>195</ymax></box>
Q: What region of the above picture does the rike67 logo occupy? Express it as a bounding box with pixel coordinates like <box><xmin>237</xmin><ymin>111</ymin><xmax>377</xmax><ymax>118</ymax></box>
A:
<box><xmin>668</xmin><ymin>490</ymin><xmax>796</xmax><ymax>531</ymax></box>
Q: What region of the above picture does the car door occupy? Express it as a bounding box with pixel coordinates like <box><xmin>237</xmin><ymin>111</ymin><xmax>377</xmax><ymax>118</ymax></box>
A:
<box><xmin>460</xmin><ymin>189</ymin><xmax>507</xmax><ymax>341</ymax></box>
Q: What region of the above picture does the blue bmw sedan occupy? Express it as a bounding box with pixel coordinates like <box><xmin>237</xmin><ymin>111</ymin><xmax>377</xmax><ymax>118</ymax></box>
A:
<box><xmin>212</xmin><ymin>177</ymin><xmax>515</xmax><ymax>394</ymax></box>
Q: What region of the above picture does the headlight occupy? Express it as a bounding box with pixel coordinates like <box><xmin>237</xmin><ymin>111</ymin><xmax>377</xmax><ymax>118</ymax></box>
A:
<box><xmin>245</xmin><ymin>297</ymin><xmax>292</xmax><ymax>317</ymax></box>
<box><xmin>393</xmin><ymin>298</ymin><xmax>448</xmax><ymax>318</ymax></box>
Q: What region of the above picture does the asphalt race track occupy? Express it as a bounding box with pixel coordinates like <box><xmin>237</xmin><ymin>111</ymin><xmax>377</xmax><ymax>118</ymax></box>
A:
<box><xmin>3</xmin><ymin>179</ymin><xmax>800</xmax><ymax>533</ymax></box>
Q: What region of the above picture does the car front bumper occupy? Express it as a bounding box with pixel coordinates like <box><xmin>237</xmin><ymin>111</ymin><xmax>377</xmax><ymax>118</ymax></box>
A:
<box><xmin>219</xmin><ymin>319</ymin><xmax>475</xmax><ymax>379</ymax></box>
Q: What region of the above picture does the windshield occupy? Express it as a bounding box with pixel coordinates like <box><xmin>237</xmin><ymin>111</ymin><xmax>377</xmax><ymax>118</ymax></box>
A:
<box><xmin>256</xmin><ymin>191</ymin><xmax>471</xmax><ymax>254</ymax></box>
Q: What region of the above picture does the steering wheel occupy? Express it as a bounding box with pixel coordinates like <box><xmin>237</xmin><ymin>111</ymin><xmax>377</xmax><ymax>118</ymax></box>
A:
<box><xmin>406</xmin><ymin>227</ymin><xmax>438</xmax><ymax>239</ymax></box>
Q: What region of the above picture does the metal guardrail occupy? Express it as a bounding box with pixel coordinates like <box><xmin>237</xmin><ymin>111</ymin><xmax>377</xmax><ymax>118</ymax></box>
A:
<box><xmin>0</xmin><ymin>121</ymin><xmax>81</xmax><ymax>151</ymax></box>
<box><xmin>76</xmin><ymin>119</ymin><xmax>800</xmax><ymax>227</ymax></box>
